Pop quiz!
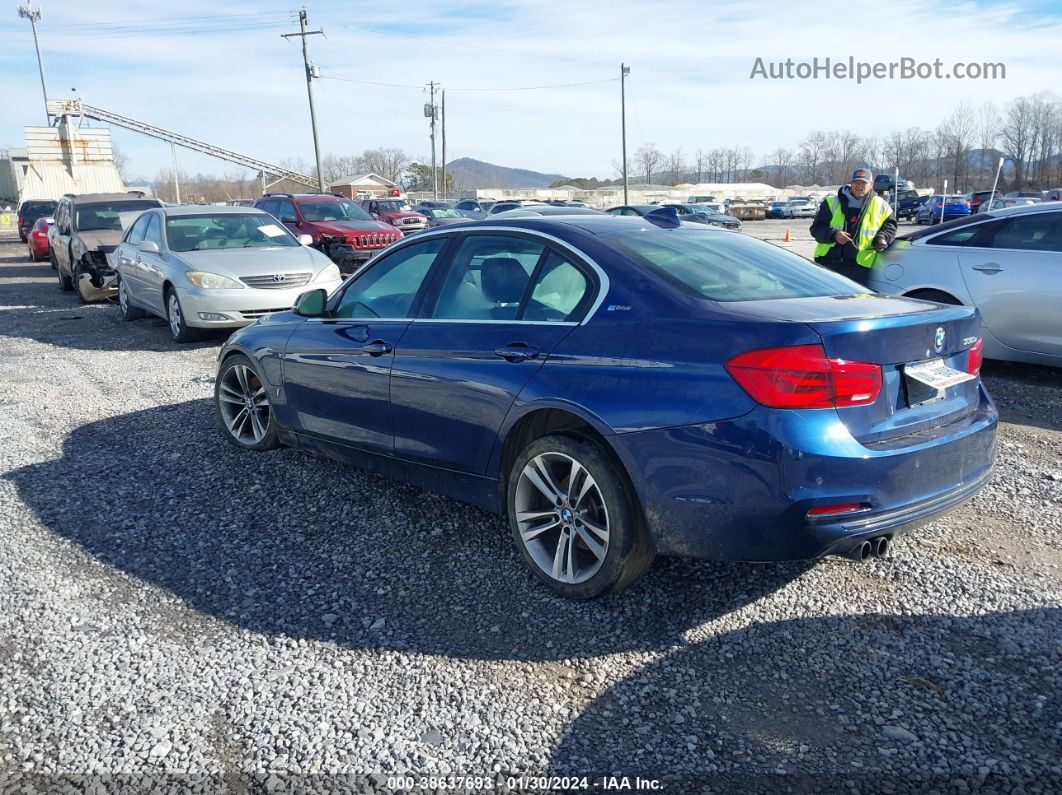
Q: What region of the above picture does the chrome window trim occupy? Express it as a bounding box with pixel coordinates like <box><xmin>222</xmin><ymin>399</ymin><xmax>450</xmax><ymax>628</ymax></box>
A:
<box><xmin>331</xmin><ymin>224</ymin><xmax>611</xmax><ymax>326</ymax></box>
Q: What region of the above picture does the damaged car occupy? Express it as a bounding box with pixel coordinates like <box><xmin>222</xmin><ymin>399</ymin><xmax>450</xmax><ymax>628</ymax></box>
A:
<box><xmin>50</xmin><ymin>191</ymin><xmax>162</xmax><ymax>302</ymax></box>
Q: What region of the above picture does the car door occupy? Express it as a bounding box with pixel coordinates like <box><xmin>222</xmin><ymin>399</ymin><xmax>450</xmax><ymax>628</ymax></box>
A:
<box><xmin>279</xmin><ymin>236</ymin><xmax>451</xmax><ymax>452</ymax></box>
<box><xmin>390</xmin><ymin>231</ymin><xmax>598</xmax><ymax>476</ymax></box>
<box><xmin>52</xmin><ymin>199</ymin><xmax>72</xmax><ymax>273</ymax></box>
<box><xmin>958</xmin><ymin>210</ymin><xmax>1062</xmax><ymax>356</ymax></box>
<box><xmin>135</xmin><ymin>213</ymin><xmax>168</xmax><ymax>314</ymax></box>
<box><xmin>116</xmin><ymin>213</ymin><xmax>152</xmax><ymax>305</ymax></box>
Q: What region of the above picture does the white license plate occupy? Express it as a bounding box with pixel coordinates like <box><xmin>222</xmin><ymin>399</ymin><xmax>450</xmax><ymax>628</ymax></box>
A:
<box><xmin>904</xmin><ymin>357</ymin><xmax>975</xmax><ymax>391</ymax></box>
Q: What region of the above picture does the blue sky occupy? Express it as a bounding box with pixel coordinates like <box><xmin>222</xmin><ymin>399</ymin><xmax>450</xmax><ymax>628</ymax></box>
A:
<box><xmin>1</xmin><ymin>0</ymin><xmax>1060</xmax><ymax>181</ymax></box>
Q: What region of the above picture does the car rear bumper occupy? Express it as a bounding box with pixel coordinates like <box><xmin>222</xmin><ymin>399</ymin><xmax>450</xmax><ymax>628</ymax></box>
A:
<box><xmin>177</xmin><ymin>279</ymin><xmax>343</xmax><ymax>328</ymax></box>
<box><xmin>610</xmin><ymin>385</ymin><xmax>998</xmax><ymax>562</ymax></box>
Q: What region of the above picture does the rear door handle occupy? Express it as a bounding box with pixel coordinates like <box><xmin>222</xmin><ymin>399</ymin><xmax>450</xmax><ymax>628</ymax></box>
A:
<box><xmin>361</xmin><ymin>340</ymin><xmax>393</xmax><ymax>356</ymax></box>
<box><xmin>494</xmin><ymin>343</ymin><xmax>540</xmax><ymax>362</ymax></box>
<box><xmin>973</xmin><ymin>262</ymin><xmax>1003</xmax><ymax>273</ymax></box>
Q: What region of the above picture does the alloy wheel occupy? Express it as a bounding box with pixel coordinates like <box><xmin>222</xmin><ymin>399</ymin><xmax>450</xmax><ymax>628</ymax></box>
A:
<box><xmin>168</xmin><ymin>293</ymin><xmax>182</xmax><ymax>338</ymax></box>
<box><xmin>119</xmin><ymin>279</ymin><xmax>130</xmax><ymax>314</ymax></box>
<box><xmin>514</xmin><ymin>452</ymin><xmax>610</xmax><ymax>585</ymax></box>
<box><xmin>217</xmin><ymin>364</ymin><xmax>271</xmax><ymax>445</ymax></box>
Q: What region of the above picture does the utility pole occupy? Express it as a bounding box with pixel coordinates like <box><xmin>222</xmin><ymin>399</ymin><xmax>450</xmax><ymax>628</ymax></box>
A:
<box><xmin>426</xmin><ymin>82</ymin><xmax>438</xmax><ymax>199</ymax></box>
<box><xmin>620</xmin><ymin>63</ymin><xmax>630</xmax><ymax>205</ymax></box>
<box><xmin>441</xmin><ymin>90</ymin><xmax>446</xmax><ymax>200</ymax></box>
<box><xmin>171</xmin><ymin>142</ymin><xmax>181</xmax><ymax>203</ymax></box>
<box><xmin>18</xmin><ymin>3</ymin><xmax>49</xmax><ymax>125</ymax></box>
<box><xmin>282</xmin><ymin>8</ymin><xmax>325</xmax><ymax>192</ymax></box>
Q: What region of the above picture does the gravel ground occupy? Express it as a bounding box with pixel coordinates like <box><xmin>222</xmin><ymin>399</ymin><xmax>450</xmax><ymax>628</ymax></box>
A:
<box><xmin>0</xmin><ymin>237</ymin><xmax>1059</xmax><ymax>793</ymax></box>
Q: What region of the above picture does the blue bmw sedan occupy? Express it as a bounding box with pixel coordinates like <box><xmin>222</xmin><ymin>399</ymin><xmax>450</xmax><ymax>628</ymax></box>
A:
<box><xmin>213</xmin><ymin>214</ymin><xmax>997</xmax><ymax>599</ymax></box>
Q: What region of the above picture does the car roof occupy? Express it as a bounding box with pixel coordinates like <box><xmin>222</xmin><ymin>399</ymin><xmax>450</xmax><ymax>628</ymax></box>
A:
<box><xmin>160</xmin><ymin>205</ymin><xmax>270</xmax><ymax>217</ymax></box>
<box><xmin>69</xmin><ymin>192</ymin><xmax>157</xmax><ymax>204</ymax></box>
<box><xmin>421</xmin><ymin>215</ymin><xmax>728</xmax><ymax>237</ymax></box>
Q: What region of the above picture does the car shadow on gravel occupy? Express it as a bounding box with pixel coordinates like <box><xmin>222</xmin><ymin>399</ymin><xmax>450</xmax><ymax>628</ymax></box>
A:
<box><xmin>549</xmin><ymin>607</ymin><xmax>1060</xmax><ymax>788</ymax></box>
<box><xmin>7</xmin><ymin>398</ymin><xmax>811</xmax><ymax>662</ymax></box>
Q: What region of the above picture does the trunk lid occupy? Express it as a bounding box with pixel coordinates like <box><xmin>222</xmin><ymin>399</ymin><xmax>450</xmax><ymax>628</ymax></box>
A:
<box><xmin>722</xmin><ymin>294</ymin><xmax>983</xmax><ymax>444</ymax></box>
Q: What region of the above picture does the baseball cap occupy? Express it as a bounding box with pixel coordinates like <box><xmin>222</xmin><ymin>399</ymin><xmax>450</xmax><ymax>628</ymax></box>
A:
<box><xmin>851</xmin><ymin>168</ymin><xmax>873</xmax><ymax>183</ymax></box>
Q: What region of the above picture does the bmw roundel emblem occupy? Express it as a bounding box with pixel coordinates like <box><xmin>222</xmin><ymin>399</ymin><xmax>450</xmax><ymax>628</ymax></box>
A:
<box><xmin>934</xmin><ymin>327</ymin><xmax>946</xmax><ymax>352</ymax></box>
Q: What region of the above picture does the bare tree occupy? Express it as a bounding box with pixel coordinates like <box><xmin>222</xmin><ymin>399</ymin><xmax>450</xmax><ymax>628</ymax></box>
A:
<box><xmin>663</xmin><ymin>148</ymin><xmax>686</xmax><ymax>185</ymax></box>
<box><xmin>1000</xmin><ymin>96</ymin><xmax>1036</xmax><ymax>188</ymax></box>
<box><xmin>693</xmin><ymin>149</ymin><xmax>708</xmax><ymax>183</ymax></box>
<box><xmin>634</xmin><ymin>143</ymin><xmax>662</xmax><ymax>185</ymax></box>
<box><xmin>112</xmin><ymin>146</ymin><xmax>132</xmax><ymax>182</ymax></box>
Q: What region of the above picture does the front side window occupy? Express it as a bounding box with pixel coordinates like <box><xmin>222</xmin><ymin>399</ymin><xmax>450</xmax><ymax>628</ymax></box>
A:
<box><xmin>142</xmin><ymin>214</ymin><xmax>163</xmax><ymax>248</ymax></box>
<box><xmin>273</xmin><ymin>199</ymin><xmax>297</xmax><ymax>221</ymax></box>
<box><xmin>431</xmin><ymin>235</ymin><xmax>545</xmax><ymax>320</ymax></box>
<box><xmin>165</xmin><ymin>214</ymin><xmax>301</xmax><ymax>251</ymax></box>
<box><xmin>602</xmin><ymin>226</ymin><xmax>861</xmax><ymax>302</ymax></box>
<box><xmin>126</xmin><ymin>213</ymin><xmax>151</xmax><ymax>244</ymax></box>
<box><xmin>333</xmin><ymin>238</ymin><xmax>446</xmax><ymax>319</ymax></box>
<box><xmin>986</xmin><ymin>212</ymin><xmax>1062</xmax><ymax>252</ymax></box>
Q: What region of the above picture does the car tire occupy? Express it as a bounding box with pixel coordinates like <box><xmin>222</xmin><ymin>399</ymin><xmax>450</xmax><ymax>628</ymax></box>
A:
<box><xmin>507</xmin><ymin>434</ymin><xmax>652</xmax><ymax>599</ymax></box>
<box><xmin>906</xmin><ymin>289</ymin><xmax>961</xmax><ymax>306</ymax></box>
<box><xmin>118</xmin><ymin>277</ymin><xmax>145</xmax><ymax>321</ymax></box>
<box><xmin>214</xmin><ymin>353</ymin><xmax>280</xmax><ymax>451</ymax></box>
<box><xmin>56</xmin><ymin>257</ymin><xmax>73</xmax><ymax>291</ymax></box>
<box><xmin>165</xmin><ymin>287</ymin><xmax>202</xmax><ymax>343</ymax></box>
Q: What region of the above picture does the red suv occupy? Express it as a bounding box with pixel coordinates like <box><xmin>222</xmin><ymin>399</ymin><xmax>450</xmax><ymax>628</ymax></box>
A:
<box><xmin>254</xmin><ymin>193</ymin><xmax>401</xmax><ymax>271</ymax></box>
<box><xmin>359</xmin><ymin>198</ymin><xmax>428</xmax><ymax>235</ymax></box>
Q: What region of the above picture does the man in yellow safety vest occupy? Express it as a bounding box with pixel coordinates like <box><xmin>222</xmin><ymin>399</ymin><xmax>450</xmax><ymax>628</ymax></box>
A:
<box><xmin>810</xmin><ymin>168</ymin><xmax>896</xmax><ymax>287</ymax></box>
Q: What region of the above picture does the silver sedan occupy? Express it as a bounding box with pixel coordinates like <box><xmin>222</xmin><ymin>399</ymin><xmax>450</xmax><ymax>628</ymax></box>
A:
<box><xmin>114</xmin><ymin>206</ymin><xmax>344</xmax><ymax>342</ymax></box>
<box><xmin>868</xmin><ymin>203</ymin><xmax>1062</xmax><ymax>367</ymax></box>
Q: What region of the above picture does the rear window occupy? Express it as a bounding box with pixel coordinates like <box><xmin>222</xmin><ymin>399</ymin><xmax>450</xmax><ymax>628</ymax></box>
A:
<box><xmin>601</xmin><ymin>227</ymin><xmax>860</xmax><ymax>302</ymax></box>
<box><xmin>899</xmin><ymin>214</ymin><xmax>992</xmax><ymax>242</ymax></box>
<box><xmin>20</xmin><ymin>201</ymin><xmax>56</xmax><ymax>218</ymax></box>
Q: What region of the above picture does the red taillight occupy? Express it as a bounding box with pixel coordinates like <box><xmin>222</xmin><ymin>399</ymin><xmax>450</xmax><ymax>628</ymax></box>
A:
<box><xmin>725</xmin><ymin>344</ymin><xmax>882</xmax><ymax>409</ymax></box>
<box><xmin>32</xmin><ymin>230</ymin><xmax>46</xmax><ymax>239</ymax></box>
<box><xmin>807</xmin><ymin>503</ymin><xmax>863</xmax><ymax>516</ymax></box>
<box><xmin>967</xmin><ymin>337</ymin><xmax>984</xmax><ymax>375</ymax></box>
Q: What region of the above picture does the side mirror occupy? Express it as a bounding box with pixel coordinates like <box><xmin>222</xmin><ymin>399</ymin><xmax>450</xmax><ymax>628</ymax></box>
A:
<box><xmin>293</xmin><ymin>288</ymin><xmax>327</xmax><ymax>317</ymax></box>
<box><xmin>281</xmin><ymin>215</ymin><xmax>297</xmax><ymax>224</ymax></box>
<box><xmin>138</xmin><ymin>240</ymin><xmax>160</xmax><ymax>254</ymax></box>
<box><xmin>298</xmin><ymin>234</ymin><xmax>313</xmax><ymax>246</ymax></box>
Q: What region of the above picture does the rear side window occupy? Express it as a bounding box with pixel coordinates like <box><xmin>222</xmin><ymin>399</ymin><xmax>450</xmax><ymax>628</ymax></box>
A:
<box><xmin>602</xmin><ymin>227</ymin><xmax>860</xmax><ymax>301</ymax></box>
<box><xmin>986</xmin><ymin>212</ymin><xmax>1062</xmax><ymax>252</ymax></box>
<box><xmin>524</xmin><ymin>252</ymin><xmax>591</xmax><ymax>321</ymax></box>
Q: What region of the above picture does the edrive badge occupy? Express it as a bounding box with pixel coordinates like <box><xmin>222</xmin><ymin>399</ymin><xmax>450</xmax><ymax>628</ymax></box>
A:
<box><xmin>934</xmin><ymin>327</ymin><xmax>946</xmax><ymax>353</ymax></box>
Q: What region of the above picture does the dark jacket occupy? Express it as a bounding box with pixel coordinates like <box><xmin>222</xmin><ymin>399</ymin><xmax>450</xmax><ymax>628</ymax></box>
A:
<box><xmin>810</xmin><ymin>187</ymin><xmax>897</xmax><ymax>267</ymax></box>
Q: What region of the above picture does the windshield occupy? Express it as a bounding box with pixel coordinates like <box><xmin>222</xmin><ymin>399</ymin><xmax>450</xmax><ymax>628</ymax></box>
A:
<box><xmin>377</xmin><ymin>200</ymin><xmax>413</xmax><ymax>213</ymax></box>
<box><xmin>429</xmin><ymin>209</ymin><xmax>462</xmax><ymax>218</ymax></box>
<box><xmin>165</xmin><ymin>214</ymin><xmax>300</xmax><ymax>251</ymax></box>
<box><xmin>298</xmin><ymin>200</ymin><xmax>371</xmax><ymax>222</ymax></box>
<box><xmin>601</xmin><ymin>227</ymin><xmax>860</xmax><ymax>302</ymax></box>
<box><xmin>76</xmin><ymin>201</ymin><xmax>158</xmax><ymax>231</ymax></box>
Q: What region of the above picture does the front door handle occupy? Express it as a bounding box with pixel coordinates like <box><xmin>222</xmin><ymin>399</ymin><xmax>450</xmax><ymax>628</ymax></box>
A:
<box><xmin>973</xmin><ymin>262</ymin><xmax>1003</xmax><ymax>273</ymax></box>
<box><xmin>494</xmin><ymin>343</ymin><xmax>540</xmax><ymax>362</ymax></box>
<box><xmin>362</xmin><ymin>340</ymin><xmax>393</xmax><ymax>356</ymax></box>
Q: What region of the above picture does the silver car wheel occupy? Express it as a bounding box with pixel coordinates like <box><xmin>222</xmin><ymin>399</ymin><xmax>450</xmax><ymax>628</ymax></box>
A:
<box><xmin>118</xmin><ymin>279</ymin><xmax>130</xmax><ymax>313</ymax></box>
<box><xmin>168</xmin><ymin>293</ymin><xmax>182</xmax><ymax>338</ymax></box>
<box><xmin>514</xmin><ymin>451</ymin><xmax>610</xmax><ymax>585</ymax></box>
<box><xmin>217</xmin><ymin>364</ymin><xmax>270</xmax><ymax>445</ymax></box>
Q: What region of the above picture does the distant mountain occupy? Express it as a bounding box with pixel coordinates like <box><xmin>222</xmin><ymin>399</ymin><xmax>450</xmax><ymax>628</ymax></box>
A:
<box><xmin>445</xmin><ymin>157</ymin><xmax>569</xmax><ymax>189</ymax></box>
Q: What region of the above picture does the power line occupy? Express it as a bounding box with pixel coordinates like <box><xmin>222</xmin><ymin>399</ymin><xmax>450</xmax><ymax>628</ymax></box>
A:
<box><xmin>320</xmin><ymin>74</ymin><xmax>619</xmax><ymax>92</ymax></box>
